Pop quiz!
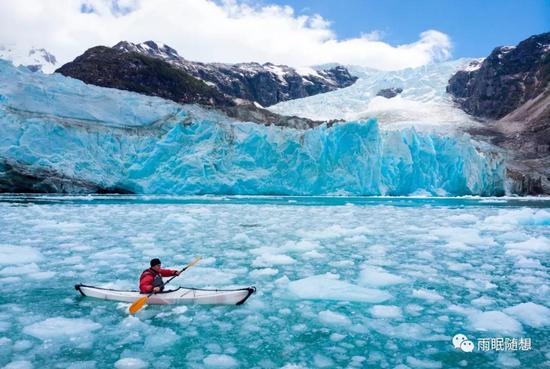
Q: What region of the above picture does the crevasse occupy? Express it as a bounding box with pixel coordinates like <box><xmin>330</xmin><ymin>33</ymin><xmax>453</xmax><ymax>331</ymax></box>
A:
<box><xmin>0</xmin><ymin>60</ymin><xmax>505</xmax><ymax>195</ymax></box>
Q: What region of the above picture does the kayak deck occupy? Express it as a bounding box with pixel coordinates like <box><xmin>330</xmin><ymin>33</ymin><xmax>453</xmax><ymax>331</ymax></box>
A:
<box><xmin>75</xmin><ymin>284</ymin><xmax>256</xmax><ymax>305</ymax></box>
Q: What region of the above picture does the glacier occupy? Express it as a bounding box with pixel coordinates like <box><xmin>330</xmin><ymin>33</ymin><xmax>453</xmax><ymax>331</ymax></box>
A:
<box><xmin>0</xmin><ymin>59</ymin><xmax>505</xmax><ymax>195</ymax></box>
<box><xmin>269</xmin><ymin>59</ymin><xmax>480</xmax><ymax>127</ymax></box>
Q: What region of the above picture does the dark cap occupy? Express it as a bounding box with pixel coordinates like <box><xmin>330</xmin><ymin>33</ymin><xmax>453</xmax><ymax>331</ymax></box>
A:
<box><xmin>150</xmin><ymin>258</ymin><xmax>161</xmax><ymax>267</ymax></box>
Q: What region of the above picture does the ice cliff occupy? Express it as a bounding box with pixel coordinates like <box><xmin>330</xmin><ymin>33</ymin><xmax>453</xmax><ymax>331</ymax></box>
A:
<box><xmin>0</xmin><ymin>60</ymin><xmax>504</xmax><ymax>195</ymax></box>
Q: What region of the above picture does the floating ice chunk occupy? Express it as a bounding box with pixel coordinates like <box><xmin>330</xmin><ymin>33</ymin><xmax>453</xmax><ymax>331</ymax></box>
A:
<box><xmin>90</xmin><ymin>248</ymin><xmax>130</xmax><ymax>260</ymax></box>
<box><xmin>471</xmin><ymin>296</ymin><xmax>494</xmax><ymax>307</ymax></box>
<box><xmin>406</xmin><ymin>356</ymin><xmax>442</xmax><ymax>368</ymax></box>
<box><xmin>252</xmin><ymin>254</ymin><xmax>296</xmax><ymax>267</ymax></box>
<box><xmin>13</xmin><ymin>340</ymin><xmax>33</xmax><ymax>352</ymax></box>
<box><xmin>249</xmin><ymin>268</ymin><xmax>278</xmax><ymax>278</ymax></box>
<box><xmin>484</xmin><ymin>209</ymin><xmax>550</xmax><ymax>226</ymax></box>
<box><xmin>446</xmin><ymin>262</ymin><xmax>472</xmax><ymax>272</ymax></box>
<box><xmin>468</xmin><ymin>311</ymin><xmax>522</xmax><ymax>334</ymax></box>
<box><xmin>282</xmin><ymin>240</ymin><xmax>319</xmax><ymax>252</ymax></box>
<box><xmin>0</xmin><ymin>245</ymin><xmax>42</xmax><ymax>265</ymax></box>
<box><xmin>503</xmin><ymin>302</ymin><xmax>550</xmax><ymax>328</ymax></box>
<box><xmin>296</xmin><ymin>225</ymin><xmax>370</xmax><ymax>240</ymax></box>
<box><xmin>318</xmin><ymin>310</ymin><xmax>351</xmax><ymax>326</ymax></box>
<box><xmin>359</xmin><ymin>266</ymin><xmax>407</xmax><ymax>287</ymax></box>
<box><xmin>303</xmin><ymin>250</ymin><xmax>325</xmax><ymax>259</ymax></box>
<box><xmin>22</xmin><ymin>317</ymin><xmax>101</xmax><ymax>340</ymax></box>
<box><xmin>496</xmin><ymin>353</ymin><xmax>521</xmax><ymax>367</ymax></box>
<box><xmin>29</xmin><ymin>271</ymin><xmax>56</xmax><ymax>280</ymax></box>
<box><xmin>366</xmin><ymin>321</ymin><xmax>432</xmax><ymax>341</ymax></box>
<box><xmin>288</xmin><ymin>273</ymin><xmax>391</xmax><ymax>303</ymax></box>
<box><xmin>431</xmin><ymin>227</ymin><xmax>492</xmax><ymax>246</ymax></box>
<box><xmin>411</xmin><ymin>289</ymin><xmax>444</xmax><ymax>302</ymax></box>
<box><xmin>505</xmin><ymin>237</ymin><xmax>550</xmax><ymax>256</ymax></box>
<box><xmin>405</xmin><ymin>304</ymin><xmax>424</xmax><ymax>315</ymax></box>
<box><xmin>67</xmin><ymin>361</ymin><xmax>96</xmax><ymax>369</ymax></box>
<box><xmin>3</xmin><ymin>361</ymin><xmax>33</xmax><ymax>369</ymax></box>
<box><xmin>0</xmin><ymin>321</ymin><xmax>11</xmax><ymax>332</ymax></box>
<box><xmin>183</xmin><ymin>267</ymin><xmax>237</xmax><ymax>286</ymax></box>
<box><xmin>329</xmin><ymin>333</ymin><xmax>346</xmax><ymax>342</ymax></box>
<box><xmin>203</xmin><ymin>354</ymin><xmax>239</xmax><ymax>368</ymax></box>
<box><xmin>0</xmin><ymin>263</ymin><xmax>40</xmax><ymax>275</ymax></box>
<box><xmin>369</xmin><ymin>305</ymin><xmax>402</xmax><ymax>318</ymax></box>
<box><xmin>114</xmin><ymin>358</ymin><xmax>148</xmax><ymax>369</ymax></box>
<box><xmin>514</xmin><ymin>257</ymin><xmax>544</xmax><ymax>269</ymax></box>
<box><xmin>447</xmin><ymin>214</ymin><xmax>478</xmax><ymax>223</ymax></box>
<box><xmin>313</xmin><ymin>353</ymin><xmax>334</xmax><ymax>368</ymax></box>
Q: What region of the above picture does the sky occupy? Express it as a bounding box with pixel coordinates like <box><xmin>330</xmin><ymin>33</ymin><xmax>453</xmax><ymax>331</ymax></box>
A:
<box><xmin>265</xmin><ymin>0</ymin><xmax>550</xmax><ymax>58</ymax></box>
<box><xmin>0</xmin><ymin>0</ymin><xmax>548</xmax><ymax>70</ymax></box>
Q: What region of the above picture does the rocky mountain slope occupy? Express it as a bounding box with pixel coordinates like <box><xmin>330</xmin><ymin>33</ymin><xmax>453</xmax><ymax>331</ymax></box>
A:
<box><xmin>447</xmin><ymin>32</ymin><xmax>550</xmax><ymax>194</ymax></box>
<box><xmin>56</xmin><ymin>46</ymin><xmax>321</xmax><ymax>129</ymax></box>
<box><xmin>113</xmin><ymin>41</ymin><xmax>357</xmax><ymax>107</ymax></box>
<box><xmin>447</xmin><ymin>32</ymin><xmax>549</xmax><ymax>122</ymax></box>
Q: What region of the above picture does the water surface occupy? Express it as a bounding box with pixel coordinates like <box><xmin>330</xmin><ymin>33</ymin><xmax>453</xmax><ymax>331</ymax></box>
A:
<box><xmin>0</xmin><ymin>195</ymin><xmax>548</xmax><ymax>368</ymax></box>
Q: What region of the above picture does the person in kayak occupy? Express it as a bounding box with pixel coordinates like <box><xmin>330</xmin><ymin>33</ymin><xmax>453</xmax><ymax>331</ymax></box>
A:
<box><xmin>139</xmin><ymin>258</ymin><xmax>180</xmax><ymax>294</ymax></box>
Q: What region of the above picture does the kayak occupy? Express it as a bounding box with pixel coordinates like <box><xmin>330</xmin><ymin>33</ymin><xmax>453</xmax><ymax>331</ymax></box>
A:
<box><xmin>75</xmin><ymin>284</ymin><xmax>256</xmax><ymax>305</ymax></box>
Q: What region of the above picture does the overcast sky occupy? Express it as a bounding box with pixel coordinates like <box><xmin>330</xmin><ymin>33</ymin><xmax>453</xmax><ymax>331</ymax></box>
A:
<box><xmin>1</xmin><ymin>0</ymin><xmax>531</xmax><ymax>70</ymax></box>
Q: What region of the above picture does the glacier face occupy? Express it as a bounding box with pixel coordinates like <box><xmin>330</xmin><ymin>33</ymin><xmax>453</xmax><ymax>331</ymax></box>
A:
<box><xmin>0</xmin><ymin>60</ymin><xmax>504</xmax><ymax>195</ymax></box>
<box><xmin>269</xmin><ymin>60</ymin><xmax>478</xmax><ymax>127</ymax></box>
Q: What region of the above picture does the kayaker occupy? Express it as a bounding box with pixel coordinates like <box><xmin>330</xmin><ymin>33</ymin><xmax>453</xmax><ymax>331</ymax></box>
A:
<box><xmin>139</xmin><ymin>258</ymin><xmax>180</xmax><ymax>294</ymax></box>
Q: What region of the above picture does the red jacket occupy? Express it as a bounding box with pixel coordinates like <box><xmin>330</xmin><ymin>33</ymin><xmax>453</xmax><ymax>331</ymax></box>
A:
<box><xmin>139</xmin><ymin>268</ymin><xmax>178</xmax><ymax>293</ymax></box>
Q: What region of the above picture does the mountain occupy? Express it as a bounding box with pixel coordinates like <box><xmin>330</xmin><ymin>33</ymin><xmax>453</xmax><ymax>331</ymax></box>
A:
<box><xmin>447</xmin><ymin>32</ymin><xmax>550</xmax><ymax>194</ymax></box>
<box><xmin>112</xmin><ymin>41</ymin><xmax>357</xmax><ymax>107</ymax></box>
<box><xmin>0</xmin><ymin>44</ymin><xmax>57</xmax><ymax>73</ymax></box>
<box><xmin>0</xmin><ymin>59</ymin><xmax>504</xmax><ymax>195</ymax></box>
<box><xmin>268</xmin><ymin>60</ymin><xmax>476</xmax><ymax>125</ymax></box>
<box><xmin>55</xmin><ymin>46</ymin><xmax>320</xmax><ymax>129</ymax></box>
<box><xmin>56</xmin><ymin>45</ymin><xmax>232</xmax><ymax>107</ymax></box>
<box><xmin>447</xmin><ymin>32</ymin><xmax>550</xmax><ymax>123</ymax></box>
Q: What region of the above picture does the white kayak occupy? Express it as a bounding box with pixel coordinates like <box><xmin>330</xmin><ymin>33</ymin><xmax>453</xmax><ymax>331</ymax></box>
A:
<box><xmin>75</xmin><ymin>284</ymin><xmax>256</xmax><ymax>305</ymax></box>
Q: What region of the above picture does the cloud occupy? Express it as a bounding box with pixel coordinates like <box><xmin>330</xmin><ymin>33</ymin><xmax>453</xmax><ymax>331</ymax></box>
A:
<box><xmin>0</xmin><ymin>0</ymin><xmax>452</xmax><ymax>70</ymax></box>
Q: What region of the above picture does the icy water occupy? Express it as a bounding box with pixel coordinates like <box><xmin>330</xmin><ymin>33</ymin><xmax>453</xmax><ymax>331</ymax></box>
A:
<box><xmin>0</xmin><ymin>195</ymin><xmax>549</xmax><ymax>369</ymax></box>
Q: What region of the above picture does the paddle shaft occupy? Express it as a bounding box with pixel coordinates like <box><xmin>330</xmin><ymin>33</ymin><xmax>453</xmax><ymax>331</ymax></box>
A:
<box><xmin>149</xmin><ymin>257</ymin><xmax>201</xmax><ymax>295</ymax></box>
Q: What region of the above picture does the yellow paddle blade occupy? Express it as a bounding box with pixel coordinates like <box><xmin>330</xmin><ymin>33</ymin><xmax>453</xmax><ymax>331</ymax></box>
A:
<box><xmin>129</xmin><ymin>295</ymin><xmax>149</xmax><ymax>315</ymax></box>
<box><xmin>187</xmin><ymin>256</ymin><xmax>201</xmax><ymax>269</ymax></box>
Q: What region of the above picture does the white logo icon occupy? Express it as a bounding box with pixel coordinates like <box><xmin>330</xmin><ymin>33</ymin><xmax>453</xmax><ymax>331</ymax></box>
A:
<box><xmin>452</xmin><ymin>334</ymin><xmax>474</xmax><ymax>352</ymax></box>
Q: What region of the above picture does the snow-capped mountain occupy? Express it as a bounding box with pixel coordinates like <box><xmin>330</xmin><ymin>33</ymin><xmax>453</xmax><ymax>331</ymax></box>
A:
<box><xmin>268</xmin><ymin>59</ymin><xmax>478</xmax><ymax>130</ymax></box>
<box><xmin>112</xmin><ymin>41</ymin><xmax>357</xmax><ymax>107</ymax></box>
<box><xmin>55</xmin><ymin>45</ymin><xmax>320</xmax><ymax>129</ymax></box>
<box><xmin>447</xmin><ymin>32</ymin><xmax>550</xmax><ymax>194</ymax></box>
<box><xmin>0</xmin><ymin>44</ymin><xmax>57</xmax><ymax>73</ymax></box>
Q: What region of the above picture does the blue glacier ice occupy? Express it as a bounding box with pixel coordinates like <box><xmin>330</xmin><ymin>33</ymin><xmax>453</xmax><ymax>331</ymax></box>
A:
<box><xmin>0</xmin><ymin>59</ymin><xmax>504</xmax><ymax>195</ymax></box>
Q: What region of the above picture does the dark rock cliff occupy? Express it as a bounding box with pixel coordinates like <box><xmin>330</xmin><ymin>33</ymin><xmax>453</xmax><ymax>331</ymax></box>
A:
<box><xmin>113</xmin><ymin>41</ymin><xmax>357</xmax><ymax>107</ymax></box>
<box><xmin>56</xmin><ymin>46</ymin><xmax>325</xmax><ymax>129</ymax></box>
<box><xmin>448</xmin><ymin>32</ymin><xmax>550</xmax><ymax>195</ymax></box>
